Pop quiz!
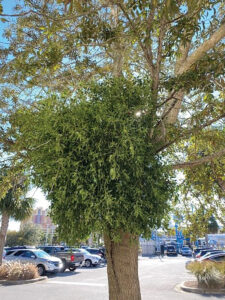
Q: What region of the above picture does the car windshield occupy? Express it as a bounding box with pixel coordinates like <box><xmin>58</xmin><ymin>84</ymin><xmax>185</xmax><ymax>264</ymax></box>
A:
<box><xmin>167</xmin><ymin>247</ymin><xmax>175</xmax><ymax>250</ymax></box>
<box><xmin>34</xmin><ymin>250</ymin><xmax>51</xmax><ymax>259</ymax></box>
<box><xmin>182</xmin><ymin>247</ymin><xmax>190</xmax><ymax>250</ymax></box>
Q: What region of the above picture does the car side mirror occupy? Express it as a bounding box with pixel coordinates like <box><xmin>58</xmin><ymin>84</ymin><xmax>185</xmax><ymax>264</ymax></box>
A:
<box><xmin>31</xmin><ymin>255</ymin><xmax>36</xmax><ymax>259</ymax></box>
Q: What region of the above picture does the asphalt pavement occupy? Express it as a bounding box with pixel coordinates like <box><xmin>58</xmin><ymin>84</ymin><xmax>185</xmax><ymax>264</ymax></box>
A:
<box><xmin>0</xmin><ymin>256</ymin><xmax>224</xmax><ymax>300</ymax></box>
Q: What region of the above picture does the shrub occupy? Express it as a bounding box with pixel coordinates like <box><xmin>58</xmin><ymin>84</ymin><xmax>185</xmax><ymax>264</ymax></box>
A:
<box><xmin>187</xmin><ymin>261</ymin><xmax>225</xmax><ymax>289</ymax></box>
<box><xmin>0</xmin><ymin>262</ymin><xmax>39</xmax><ymax>281</ymax></box>
<box><xmin>0</xmin><ymin>264</ymin><xmax>9</xmax><ymax>280</ymax></box>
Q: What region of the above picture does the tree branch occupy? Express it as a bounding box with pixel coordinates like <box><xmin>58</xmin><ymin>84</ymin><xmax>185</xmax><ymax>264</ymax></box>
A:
<box><xmin>156</xmin><ymin>112</ymin><xmax>225</xmax><ymax>153</ymax></box>
<box><xmin>117</xmin><ymin>2</ymin><xmax>155</xmax><ymax>77</ymax></box>
<box><xmin>172</xmin><ymin>148</ymin><xmax>225</xmax><ymax>170</ymax></box>
<box><xmin>177</xmin><ymin>22</ymin><xmax>225</xmax><ymax>75</ymax></box>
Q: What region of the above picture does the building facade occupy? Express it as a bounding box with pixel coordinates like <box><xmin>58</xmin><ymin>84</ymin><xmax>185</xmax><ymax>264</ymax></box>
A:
<box><xmin>21</xmin><ymin>207</ymin><xmax>56</xmax><ymax>234</ymax></box>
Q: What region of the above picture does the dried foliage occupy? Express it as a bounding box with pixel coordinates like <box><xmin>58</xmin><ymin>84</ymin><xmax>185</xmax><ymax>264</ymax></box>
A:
<box><xmin>187</xmin><ymin>261</ymin><xmax>225</xmax><ymax>289</ymax></box>
<box><xmin>0</xmin><ymin>262</ymin><xmax>39</xmax><ymax>281</ymax></box>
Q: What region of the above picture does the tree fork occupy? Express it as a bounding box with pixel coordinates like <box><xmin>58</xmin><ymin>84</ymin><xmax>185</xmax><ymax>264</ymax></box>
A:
<box><xmin>104</xmin><ymin>231</ymin><xmax>141</xmax><ymax>300</ymax></box>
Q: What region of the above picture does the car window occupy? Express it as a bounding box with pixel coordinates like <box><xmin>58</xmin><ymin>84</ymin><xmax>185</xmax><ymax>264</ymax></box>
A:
<box><xmin>167</xmin><ymin>247</ymin><xmax>175</xmax><ymax>251</ymax></box>
<box><xmin>6</xmin><ymin>251</ymin><xmax>14</xmax><ymax>256</ymax></box>
<box><xmin>21</xmin><ymin>251</ymin><xmax>36</xmax><ymax>258</ymax></box>
<box><xmin>80</xmin><ymin>249</ymin><xmax>89</xmax><ymax>254</ymax></box>
<box><xmin>14</xmin><ymin>250</ymin><xmax>25</xmax><ymax>256</ymax></box>
<box><xmin>211</xmin><ymin>256</ymin><xmax>225</xmax><ymax>262</ymax></box>
<box><xmin>87</xmin><ymin>249</ymin><xmax>96</xmax><ymax>253</ymax></box>
<box><xmin>35</xmin><ymin>250</ymin><xmax>51</xmax><ymax>259</ymax></box>
<box><xmin>55</xmin><ymin>247</ymin><xmax>63</xmax><ymax>252</ymax></box>
<box><xmin>43</xmin><ymin>248</ymin><xmax>51</xmax><ymax>254</ymax></box>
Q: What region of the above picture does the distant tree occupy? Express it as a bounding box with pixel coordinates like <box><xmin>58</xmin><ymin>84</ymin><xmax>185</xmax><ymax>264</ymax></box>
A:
<box><xmin>5</xmin><ymin>230</ymin><xmax>19</xmax><ymax>247</ymax></box>
<box><xmin>207</xmin><ymin>215</ymin><xmax>219</xmax><ymax>234</ymax></box>
<box><xmin>19</xmin><ymin>223</ymin><xmax>45</xmax><ymax>246</ymax></box>
<box><xmin>6</xmin><ymin>225</ymin><xmax>45</xmax><ymax>247</ymax></box>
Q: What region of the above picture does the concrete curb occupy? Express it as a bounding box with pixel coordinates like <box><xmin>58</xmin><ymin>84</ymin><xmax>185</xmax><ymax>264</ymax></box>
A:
<box><xmin>0</xmin><ymin>276</ymin><xmax>48</xmax><ymax>286</ymax></box>
<box><xmin>180</xmin><ymin>281</ymin><xmax>225</xmax><ymax>295</ymax></box>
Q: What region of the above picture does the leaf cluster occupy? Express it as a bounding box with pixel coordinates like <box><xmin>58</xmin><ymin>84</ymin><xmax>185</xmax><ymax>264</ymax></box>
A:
<box><xmin>12</xmin><ymin>77</ymin><xmax>175</xmax><ymax>243</ymax></box>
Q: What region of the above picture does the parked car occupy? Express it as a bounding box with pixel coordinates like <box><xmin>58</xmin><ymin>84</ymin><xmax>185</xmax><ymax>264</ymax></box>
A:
<box><xmin>86</xmin><ymin>248</ymin><xmax>106</xmax><ymax>259</ymax></box>
<box><xmin>181</xmin><ymin>247</ymin><xmax>192</xmax><ymax>256</ymax></box>
<box><xmin>195</xmin><ymin>249</ymin><xmax>221</xmax><ymax>259</ymax></box>
<box><xmin>193</xmin><ymin>247</ymin><xmax>211</xmax><ymax>257</ymax></box>
<box><xmin>166</xmin><ymin>245</ymin><xmax>177</xmax><ymax>256</ymax></box>
<box><xmin>199</xmin><ymin>252</ymin><xmax>225</xmax><ymax>262</ymax></box>
<box><xmin>4</xmin><ymin>246</ymin><xmax>37</xmax><ymax>258</ymax></box>
<box><xmin>2</xmin><ymin>249</ymin><xmax>6</xmax><ymax>263</ymax></box>
<box><xmin>5</xmin><ymin>248</ymin><xmax>62</xmax><ymax>275</ymax></box>
<box><xmin>74</xmin><ymin>248</ymin><xmax>102</xmax><ymax>267</ymax></box>
<box><xmin>38</xmin><ymin>246</ymin><xmax>84</xmax><ymax>272</ymax></box>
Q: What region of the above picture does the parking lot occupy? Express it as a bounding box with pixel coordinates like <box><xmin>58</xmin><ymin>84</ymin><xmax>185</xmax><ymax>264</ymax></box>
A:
<box><xmin>0</xmin><ymin>256</ymin><xmax>224</xmax><ymax>300</ymax></box>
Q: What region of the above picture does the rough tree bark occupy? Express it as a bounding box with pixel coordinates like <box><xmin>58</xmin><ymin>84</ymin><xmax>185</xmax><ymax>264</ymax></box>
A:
<box><xmin>0</xmin><ymin>212</ymin><xmax>9</xmax><ymax>265</ymax></box>
<box><xmin>104</xmin><ymin>232</ymin><xmax>141</xmax><ymax>300</ymax></box>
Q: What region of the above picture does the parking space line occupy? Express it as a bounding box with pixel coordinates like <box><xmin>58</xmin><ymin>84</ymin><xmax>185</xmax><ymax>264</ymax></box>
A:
<box><xmin>48</xmin><ymin>281</ymin><xmax>106</xmax><ymax>287</ymax></box>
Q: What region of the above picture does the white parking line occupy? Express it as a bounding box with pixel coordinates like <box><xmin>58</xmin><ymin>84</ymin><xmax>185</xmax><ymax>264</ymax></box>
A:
<box><xmin>48</xmin><ymin>281</ymin><xmax>106</xmax><ymax>287</ymax></box>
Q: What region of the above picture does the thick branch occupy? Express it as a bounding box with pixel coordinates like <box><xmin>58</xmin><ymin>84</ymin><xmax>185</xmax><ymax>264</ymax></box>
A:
<box><xmin>164</xmin><ymin>22</ymin><xmax>225</xmax><ymax>125</ymax></box>
<box><xmin>172</xmin><ymin>148</ymin><xmax>225</xmax><ymax>170</ymax></box>
<box><xmin>177</xmin><ymin>22</ymin><xmax>225</xmax><ymax>75</ymax></box>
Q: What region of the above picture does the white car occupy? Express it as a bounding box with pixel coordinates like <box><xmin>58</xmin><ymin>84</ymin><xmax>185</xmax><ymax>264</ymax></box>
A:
<box><xmin>5</xmin><ymin>248</ymin><xmax>63</xmax><ymax>275</ymax></box>
<box><xmin>74</xmin><ymin>248</ymin><xmax>102</xmax><ymax>268</ymax></box>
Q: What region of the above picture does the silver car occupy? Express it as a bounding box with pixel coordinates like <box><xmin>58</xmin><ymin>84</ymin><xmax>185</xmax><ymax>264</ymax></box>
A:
<box><xmin>5</xmin><ymin>248</ymin><xmax>62</xmax><ymax>276</ymax></box>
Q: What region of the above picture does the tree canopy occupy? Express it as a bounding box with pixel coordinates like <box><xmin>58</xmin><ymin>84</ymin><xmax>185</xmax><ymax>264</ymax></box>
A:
<box><xmin>0</xmin><ymin>1</ymin><xmax>225</xmax><ymax>298</ymax></box>
<box><xmin>12</xmin><ymin>77</ymin><xmax>175</xmax><ymax>242</ymax></box>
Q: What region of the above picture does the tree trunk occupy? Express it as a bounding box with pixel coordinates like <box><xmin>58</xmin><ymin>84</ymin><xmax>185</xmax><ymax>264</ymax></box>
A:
<box><xmin>0</xmin><ymin>212</ymin><xmax>9</xmax><ymax>265</ymax></box>
<box><xmin>104</xmin><ymin>231</ymin><xmax>141</xmax><ymax>300</ymax></box>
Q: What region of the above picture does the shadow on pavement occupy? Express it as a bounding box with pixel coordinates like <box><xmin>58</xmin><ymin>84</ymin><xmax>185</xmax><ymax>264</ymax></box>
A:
<box><xmin>47</xmin><ymin>270</ymin><xmax>81</xmax><ymax>278</ymax></box>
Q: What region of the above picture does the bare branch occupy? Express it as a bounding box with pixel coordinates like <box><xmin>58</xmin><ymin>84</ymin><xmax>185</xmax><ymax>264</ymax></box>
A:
<box><xmin>0</xmin><ymin>11</ymin><xmax>33</xmax><ymax>17</ymax></box>
<box><xmin>172</xmin><ymin>148</ymin><xmax>225</xmax><ymax>170</ymax></box>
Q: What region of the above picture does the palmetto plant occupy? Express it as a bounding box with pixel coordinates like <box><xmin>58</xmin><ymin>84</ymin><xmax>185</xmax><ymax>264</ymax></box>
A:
<box><xmin>0</xmin><ymin>173</ymin><xmax>34</xmax><ymax>265</ymax></box>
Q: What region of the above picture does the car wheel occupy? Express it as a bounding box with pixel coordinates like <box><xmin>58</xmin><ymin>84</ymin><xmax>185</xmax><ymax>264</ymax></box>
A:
<box><xmin>85</xmin><ymin>259</ymin><xmax>92</xmax><ymax>268</ymax></box>
<box><xmin>37</xmin><ymin>264</ymin><xmax>45</xmax><ymax>276</ymax></box>
<box><xmin>69</xmin><ymin>266</ymin><xmax>76</xmax><ymax>272</ymax></box>
<box><xmin>61</xmin><ymin>259</ymin><xmax>67</xmax><ymax>272</ymax></box>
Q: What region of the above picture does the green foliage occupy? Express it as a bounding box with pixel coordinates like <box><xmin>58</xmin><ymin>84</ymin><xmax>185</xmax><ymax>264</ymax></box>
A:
<box><xmin>208</xmin><ymin>215</ymin><xmax>219</xmax><ymax>234</ymax></box>
<box><xmin>6</xmin><ymin>224</ymin><xmax>45</xmax><ymax>247</ymax></box>
<box><xmin>13</xmin><ymin>77</ymin><xmax>175</xmax><ymax>243</ymax></box>
<box><xmin>5</xmin><ymin>231</ymin><xmax>19</xmax><ymax>247</ymax></box>
<box><xmin>187</xmin><ymin>261</ymin><xmax>225</xmax><ymax>288</ymax></box>
<box><xmin>0</xmin><ymin>170</ymin><xmax>34</xmax><ymax>221</ymax></box>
